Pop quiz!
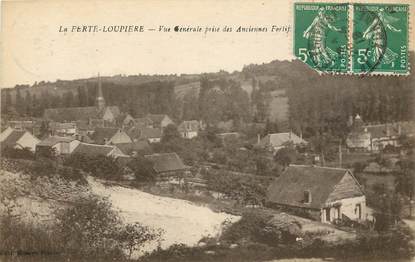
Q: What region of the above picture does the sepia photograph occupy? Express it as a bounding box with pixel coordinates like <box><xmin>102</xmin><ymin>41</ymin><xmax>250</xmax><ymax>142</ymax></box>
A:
<box><xmin>0</xmin><ymin>0</ymin><xmax>414</xmax><ymax>261</ymax></box>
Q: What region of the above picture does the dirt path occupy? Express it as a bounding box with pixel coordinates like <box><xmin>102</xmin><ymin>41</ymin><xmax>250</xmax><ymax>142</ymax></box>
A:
<box><xmin>88</xmin><ymin>177</ymin><xmax>240</xmax><ymax>255</ymax></box>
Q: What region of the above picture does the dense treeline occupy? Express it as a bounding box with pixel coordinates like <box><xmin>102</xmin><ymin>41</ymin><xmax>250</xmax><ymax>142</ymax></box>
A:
<box><xmin>242</xmin><ymin>55</ymin><xmax>415</xmax><ymax>139</ymax></box>
<box><xmin>2</xmin><ymin>54</ymin><xmax>414</xmax><ymax>138</ymax></box>
<box><xmin>1</xmin><ymin>81</ymin><xmax>177</xmax><ymax>119</ymax></box>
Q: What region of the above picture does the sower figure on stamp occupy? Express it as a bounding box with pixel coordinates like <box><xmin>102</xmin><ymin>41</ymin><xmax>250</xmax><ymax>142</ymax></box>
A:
<box><xmin>303</xmin><ymin>7</ymin><xmax>341</xmax><ymax>67</ymax></box>
<box><xmin>363</xmin><ymin>8</ymin><xmax>401</xmax><ymax>64</ymax></box>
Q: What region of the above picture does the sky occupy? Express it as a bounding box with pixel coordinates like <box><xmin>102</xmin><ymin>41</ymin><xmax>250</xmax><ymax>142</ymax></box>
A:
<box><xmin>1</xmin><ymin>0</ymin><xmax>414</xmax><ymax>87</ymax></box>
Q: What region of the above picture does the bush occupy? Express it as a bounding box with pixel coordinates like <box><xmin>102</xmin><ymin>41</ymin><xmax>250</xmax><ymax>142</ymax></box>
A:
<box><xmin>64</xmin><ymin>153</ymin><xmax>123</xmax><ymax>180</ymax></box>
<box><xmin>221</xmin><ymin>211</ymin><xmax>271</xmax><ymax>244</ymax></box>
<box><xmin>1</xmin><ymin>147</ymin><xmax>34</xmax><ymax>160</ymax></box>
<box><xmin>127</xmin><ymin>156</ymin><xmax>157</xmax><ymax>183</ymax></box>
<box><xmin>0</xmin><ymin>215</ymin><xmax>60</xmax><ymax>255</ymax></box>
<box><xmin>206</xmin><ymin>170</ymin><xmax>271</xmax><ymax>205</ymax></box>
<box><xmin>55</xmin><ymin>196</ymin><xmax>163</xmax><ymax>259</ymax></box>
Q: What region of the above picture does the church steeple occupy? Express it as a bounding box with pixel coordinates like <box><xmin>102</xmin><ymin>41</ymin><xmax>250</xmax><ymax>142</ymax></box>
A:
<box><xmin>95</xmin><ymin>73</ymin><xmax>106</xmax><ymax>110</ymax></box>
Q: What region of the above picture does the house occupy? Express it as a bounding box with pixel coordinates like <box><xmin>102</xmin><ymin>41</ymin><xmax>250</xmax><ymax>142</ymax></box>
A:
<box><xmin>43</xmin><ymin>76</ymin><xmax>121</xmax><ymax>123</ymax></box>
<box><xmin>259</xmin><ymin>132</ymin><xmax>307</xmax><ymax>152</ymax></box>
<box><xmin>178</xmin><ymin>120</ymin><xmax>200</xmax><ymax>139</ymax></box>
<box><xmin>266</xmin><ymin>165</ymin><xmax>366</xmax><ymax>224</ymax></box>
<box><xmin>116</xmin><ymin>113</ymin><xmax>135</xmax><ymax>128</ymax></box>
<box><xmin>49</xmin><ymin>122</ymin><xmax>77</xmax><ymax>136</ymax></box>
<box><xmin>0</xmin><ymin>128</ymin><xmax>40</xmax><ymax>152</ymax></box>
<box><xmin>346</xmin><ymin>115</ymin><xmax>415</xmax><ymax>151</ymax></box>
<box><xmin>7</xmin><ymin>119</ymin><xmax>43</xmax><ymax>137</ymax></box>
<box><xmin>146</xmin><ymin>114</ymin><xmax>174</xmax><ymax>129</ymax></box>
<box><xmin>36</xmin><ymin>136</ymin><xmax>80</xmax><ymax>155</ymax></box>
<box><xmin>144</xmin><ymin>152</ymin><xmax>190</xmax><ymax>184</ymax></box>
<box><xmin>115</xmin><ymin>140</ymin><xmax>150</xmax><ymax>156</ymax></box>
<box><xmin>71</xmin><ymin>142</ymin><xmax>127</xmax><ymax>158</ymax></box>
<box><xmin>127</xmin><ymin>126</ymin><xmax>162</xmax><ymax>143</ymax></box>
<box><xmin>90</xmin><ymin>127</ymin><xmax>132</xmax><ymax>145</ymax></box>
<box><xmin>134</xmin><ymin>117</ymin><xmax>153</xmax><ymax>128</ymax></box>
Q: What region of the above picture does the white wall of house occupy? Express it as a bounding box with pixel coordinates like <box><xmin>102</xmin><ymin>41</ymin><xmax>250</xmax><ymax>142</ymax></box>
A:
<box><xmin>148</xmin><ymin>137</ymin><xmax>161</xmax><ymax>143</ymax></box>
<box><xmin>181</xmin><ymin>131</ymin><xmax>198</xmax><ymax>139</ymax></box>
<box><xmin>371</xmin><ymin>136</ymin><xmax>399</xmax><ymax>151</ymax></box>
<box><xmin>321</xmin><ymin>195</ymin><xmax>366</xmax><ymax>223</ymax></box>
<box><xmin>16</xmin><ymin>132</ymin><xmax>40</xmax><ymax>152</ymax></box>
<box><xmin>56</xmin><ymin>127</ymin><xmax>77</xmax><ymax>135</ymax></box>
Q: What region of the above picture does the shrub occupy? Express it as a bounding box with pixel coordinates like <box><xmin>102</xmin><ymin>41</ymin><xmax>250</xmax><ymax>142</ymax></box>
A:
<box><xmin>1</xmin><ymin>147</ymin><xmax>34</xmax><ymax>160</ymax></box>
<box><xmin>55</xmin><ymin>196</ymin><xmax>163</xmax><ymax>259</ymax></box>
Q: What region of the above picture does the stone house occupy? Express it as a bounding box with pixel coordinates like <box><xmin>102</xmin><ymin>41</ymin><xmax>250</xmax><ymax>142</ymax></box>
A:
<box><xmin>178</xmin><ymin>120</ymin><xmax>200</xmax><ymax>139</ymax></box>
<box><xmin>127</xmin><ymin>126</ymin><xmax>162</xmax><ymax>143</ymax></box>
<box><xmin>266</xmin><ymin>165</ymin><xmax>366</xmax><ymax>224</ymax></box>
<box><xmin>259</xmin><ymin>132</ymin><xmax>307</xmax><ymax>152</ymax></box>
<box><xmin>71</xmin><ymin>142</ymin><xmax>127</xmax><ymax>158</ymax></box>
<box><xmin>36</xmin><ymin>136</ymin><xmax>80</xmax><ymax>155</ymax></box>
<box><xmin>144</xmin><ymin>152</ymin><xmax>190</xmax><ymax>184</ymax></box>
<box><xmin>146</xmin><ymin>114</ymin><xmax>174</xmax><ymax>129</ymax></box>
<box><xmin>346</xmin><ymin>115</ymin><xmax>415</xmax><ymax>151</ymax></box>
<box><xmin>90</xmin><ymin>127</ymin><xmax>132</xmax><ymax>145</ymax></box>
<box><xmin>0</xmin><ymin>128</ymin><xmax>40</xmax><ymax>152</ymax></box>
<box><xmin>49</xmin><ymin>122</ymin><xmax>77</xmax><ymax>137</ymax></box>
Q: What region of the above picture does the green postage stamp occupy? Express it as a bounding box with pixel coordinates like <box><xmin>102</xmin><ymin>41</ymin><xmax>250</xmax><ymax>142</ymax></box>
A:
<box><xmin>353</xmin><ymin>4</ymin><xmax>409</xmax><ymax>74</ymax></box>
<box><xmin>294</xmin><ymin>3</ymin><xmax>349</xmax><ymax>73</ymax></box>
<box><xmin>294</xmin><ymin>2</ymin><xmax>410</xmax><ymax>75</ymax></box>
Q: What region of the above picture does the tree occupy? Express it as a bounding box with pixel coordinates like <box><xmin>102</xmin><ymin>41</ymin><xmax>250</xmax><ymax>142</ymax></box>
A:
<box><xmin>118</xmin><ymin>222</ymin><xmax>163</xmax><ymax>259</ymax></box>
<box><xmin>15</xmin><ymin>88</ymin><xmax>24</xmax><ymax>116</ymax></box>
<box><xmin>161</xmin><ymin>124</ymin><xmax>181</xmax><ymax>144</ymax></box>
<box><xmin>56</xmin><ymin>196</ymin><xmax>163</xmax><ymax>259</ymax></box>
<box><xmin>274</xmin><ymin>145</ymin><xmax>298</xmax><ymax>167</ymax></box>
<box><xmin>127</xmin><ymin>156</ymin><xmax>156</xmax><ymax>183</ymax></box>
<box><xmin>24</xmin><ymin>91</ymin><xmax>32</xmax><ymax>116</ymax></box>
<box><xmin>63</xmin><ymin>91</ymin><xmax>75</xmax><ymax>107</ymax></box>
<box><xmin>396</xmin><ymin>160</ymin><xmax>415</xmax><ymax>217</ymax></box>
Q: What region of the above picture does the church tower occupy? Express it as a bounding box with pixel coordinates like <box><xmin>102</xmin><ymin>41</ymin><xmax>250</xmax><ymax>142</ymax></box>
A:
<box><xmin>95</xmin><ymin>73</ymin><xmax>106</xmax><ymax>111</ymax></box>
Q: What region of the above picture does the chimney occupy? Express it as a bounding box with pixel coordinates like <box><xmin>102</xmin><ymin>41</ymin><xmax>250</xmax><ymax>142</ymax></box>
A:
<box><xmin>289</xmin><ymin>130</ymin><xmax>292</xmax><ymax>140</ymax></box>
<box><xmin>398</xmin><ymin>123</ymin><xmax>402</xmax><ymax>135</ymax></box>
<box><xmin>257</xmin><ymin>134</ymin><xmax>261</xmax><ymax>144</ymax></box>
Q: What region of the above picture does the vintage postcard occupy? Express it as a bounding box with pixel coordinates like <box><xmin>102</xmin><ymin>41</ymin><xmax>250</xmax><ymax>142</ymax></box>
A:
<box><xmin>0</xmin><ymin>0</ymin><xmax>414</xmax><ymax>261</ymax></box>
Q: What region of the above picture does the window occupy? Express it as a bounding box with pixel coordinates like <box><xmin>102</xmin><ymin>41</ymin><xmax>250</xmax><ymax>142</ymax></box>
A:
<box><xmin>304</xmin><ymin>190</ymin><xmax>312</xmax><ymax>204</ymax></box>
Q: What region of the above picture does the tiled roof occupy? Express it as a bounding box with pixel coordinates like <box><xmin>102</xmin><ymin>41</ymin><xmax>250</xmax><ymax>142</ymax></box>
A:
<box><xmin>364</xmin><ymin>122</ymin><xmax>415</xmax><ymax>139</ymax></box>
<box><xmin>178</xmin><ymin>120</ymin><xmax>200</xmax><ymax>132</ymax></box>
<box><xmin>49</xmin><ymin>122</ymin><xmax>77</xmax><ymax>129</ymax></box>
<box><xmin>134</xmin><ymin>117</ymin><xmax>153</xmax><ymax>127</ymax></box>
<box><xmin>144</xmin><ymin>152</ymin><xmax>187</xmax><ymax>173</ymax></box>
<box><xmin>267</xmin><ymin>165</ymin><xmax>363</xmax><ymax>209</ymax></box>
<box><xmin>259</xmin><ymin>132</ymin><xmax>306</xmax><ymax>148</ymax></box>
<box><xmin>127</xmin><ymin>127</ymin><xmax>162</xmax><ymax>140</ymax></box>
<box><xmin>37</xmin><ymin>136</ymin><xmax>76</xmax><ymax>147</ymax></box>
<box><xmin>90</xmin><ymin>127</ymin><xmax>120</xmax><ymax>144</ymax></box>
<box><xmin>72</xmin><ymin>143</ymin><xmax>115</xmax><ymax>157</ymax></box>
<box><xmin>115</xmin><ymin>141</ymin><xmax>150</xmax><ymax>155</ymax></box>
<box><xmin>0</xmin><ymin>130</ymin><xmax>26</xmax><ymax>147</ymax></box>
